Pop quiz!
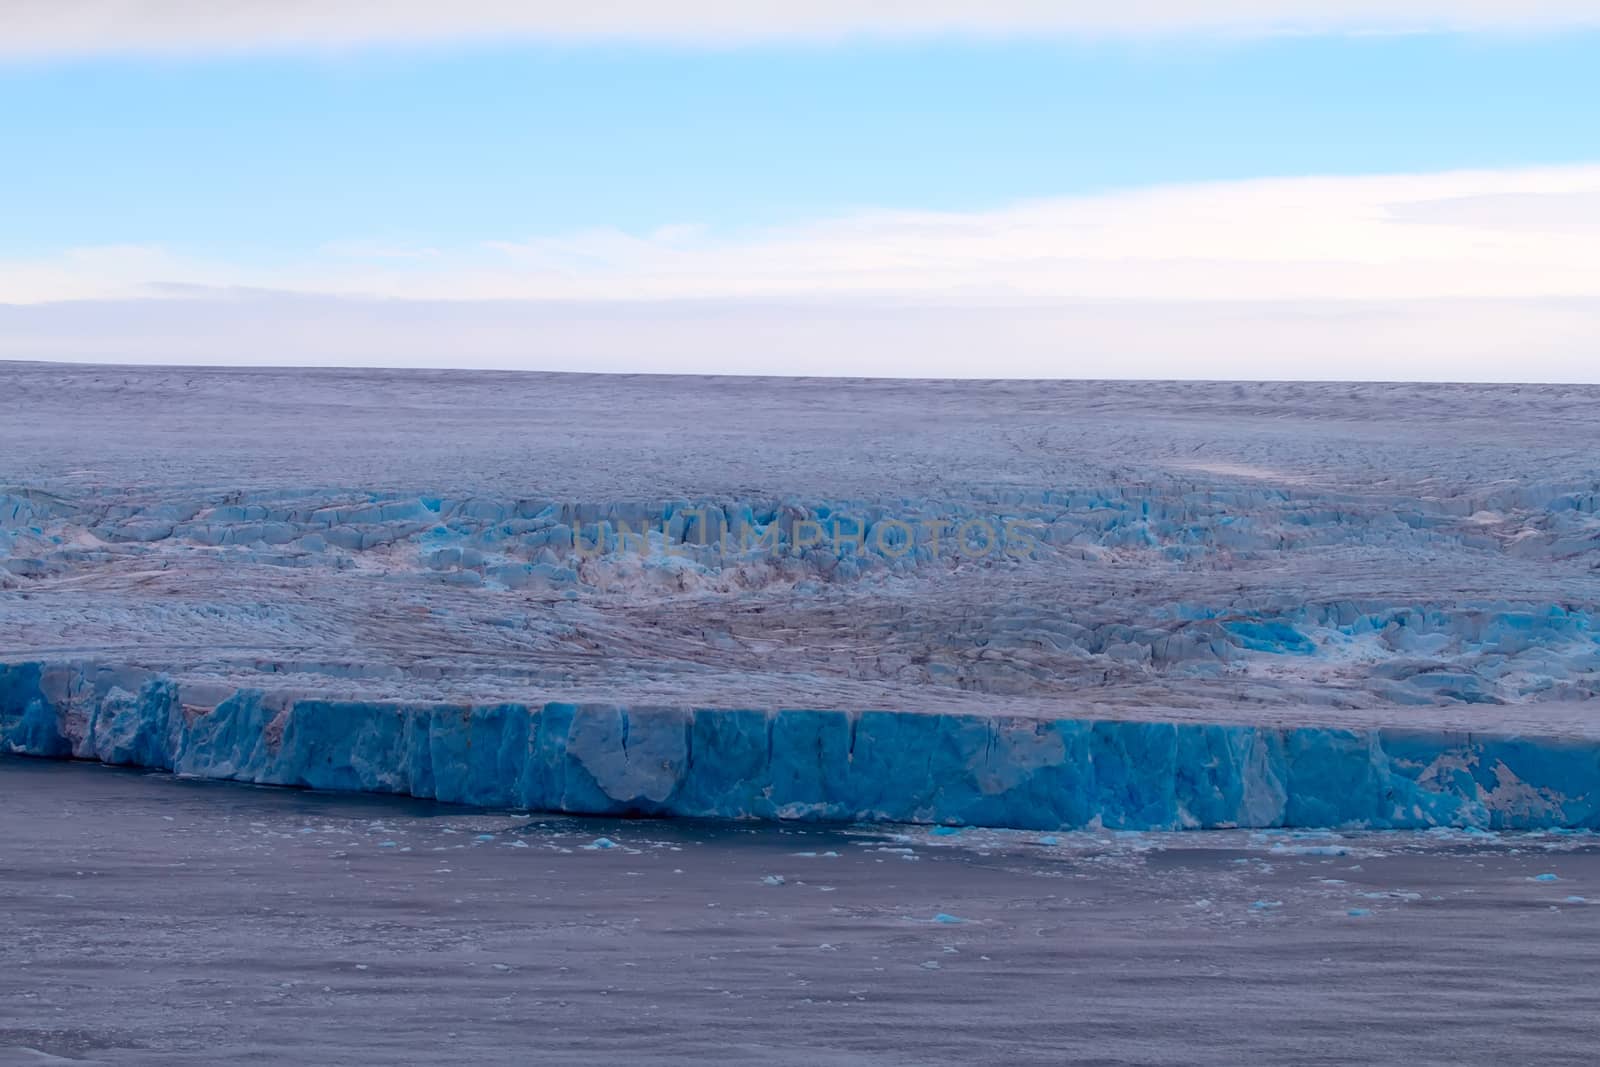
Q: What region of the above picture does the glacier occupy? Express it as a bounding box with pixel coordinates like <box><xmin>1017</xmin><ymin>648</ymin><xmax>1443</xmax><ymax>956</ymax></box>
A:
<box><xmin>3</xmin><ymin>365</ymin><xmax>1599</xmax><ymax>831</ymax></box>
<box><xmin>5</xmin><ymin>659</ymin><xmax>1598</xmax><ymax>831</ymax></box>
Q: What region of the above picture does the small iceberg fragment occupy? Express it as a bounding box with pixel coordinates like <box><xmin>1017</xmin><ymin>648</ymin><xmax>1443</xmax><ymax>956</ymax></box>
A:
<box><xmin>1269</xmin><ymin>844</ymin><xmax>1349</xmax><ymax>857</ymax></box>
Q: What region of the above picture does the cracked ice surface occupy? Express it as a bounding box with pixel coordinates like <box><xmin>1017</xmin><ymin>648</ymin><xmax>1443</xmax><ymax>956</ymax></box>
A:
<box><xmin>3</xmin><ymin>364</ymin><xmax>1600</xmax><ymax>828</ymax></box>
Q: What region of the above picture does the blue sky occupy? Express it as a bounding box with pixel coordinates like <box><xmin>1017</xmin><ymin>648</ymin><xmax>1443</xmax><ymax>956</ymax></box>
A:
<box><xmin>5</xmin><ymin>34</ymin><xmax>1597</xmax><ymax>252</ymax></box>
<box><xmin>3</xmin><ymin>4</ymin><xmax>1599</xmax><ymax>380</ymax></box>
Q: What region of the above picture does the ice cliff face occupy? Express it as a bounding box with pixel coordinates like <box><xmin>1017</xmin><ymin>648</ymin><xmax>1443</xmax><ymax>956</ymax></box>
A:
<box><xmin>5</xmin><ymin>660</ymin><xmax>1598</xmax><ymax>831</ymax></box>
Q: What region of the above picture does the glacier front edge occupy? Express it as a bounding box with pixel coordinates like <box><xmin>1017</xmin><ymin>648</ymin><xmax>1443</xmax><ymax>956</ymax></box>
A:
<box><xmin>3</xmin><ymin>660</ymin><xmax>1597</xmax><ymax>832</ymax></box>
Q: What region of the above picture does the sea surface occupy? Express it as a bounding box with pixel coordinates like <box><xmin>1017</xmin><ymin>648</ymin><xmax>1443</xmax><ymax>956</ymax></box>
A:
<box><xmin>3</xmin><ymin>759</ymin><xmax>1597</xmax><ymax>1066</ymax></box>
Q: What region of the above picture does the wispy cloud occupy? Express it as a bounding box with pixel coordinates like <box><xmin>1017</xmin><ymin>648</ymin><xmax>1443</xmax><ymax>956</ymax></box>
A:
<box><xmin>6</xmin><ymin>0</ymin><xmax>1600</xmax><ymax>57</ymax></box>
<box><xmin>4</xmin><ymin>165</ymin><xmax>1600</xmax><ymax>380</ymax></box>
<box><xmin>7</xmin><ymin>165</ymin><xmax>1599</xmax><ymax>304</ymax></box>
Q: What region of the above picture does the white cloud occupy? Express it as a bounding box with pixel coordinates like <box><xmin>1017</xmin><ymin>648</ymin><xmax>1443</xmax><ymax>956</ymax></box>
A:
<box><xmin>7</xmin><ymin>165</ymin><xmax>1600</xmax><ymax>304</ymax></box>
<box><xmin>4</xmin><ymin>165</ymin><xmax>1600</xmax><ymax>380</ymax></box>
<box><xmin>5</xmin><ymin>293</ymin><xmax>1599</xmax><ymax>382</ymax></box>
<box><xmin>6</xmin><ymin>0</ymin><xmax>1600</xmax><ymax>56</ymax></box>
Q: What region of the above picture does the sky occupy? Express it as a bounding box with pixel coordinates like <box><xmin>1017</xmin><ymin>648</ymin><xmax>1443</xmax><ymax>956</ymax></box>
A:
<box><xmin>3</xmin><ymin>2</ymin><xmax>1599</xmax><ymax>380</ymax></box>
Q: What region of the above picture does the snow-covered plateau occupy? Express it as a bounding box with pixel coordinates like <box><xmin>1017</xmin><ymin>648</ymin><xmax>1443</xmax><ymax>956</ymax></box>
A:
<box><xmin>3</xmin><ymin>364</ymin><xmax>1599</xmax><ymax>829</ymax></box>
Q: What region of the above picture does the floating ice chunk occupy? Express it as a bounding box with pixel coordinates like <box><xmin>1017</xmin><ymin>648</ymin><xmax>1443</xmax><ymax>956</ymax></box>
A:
<box><xmin>1347</xmin><ymin>908</ymin><xmax>1373</xmax><ymax>917</ymax></box>
<box><xmin>1270</xmin><ymin>844</ymin><xmax>1348</xmax><ymax>856</ymax></box>
<box><xmin>584</xmin><ymin>837</ymin><xmax>618</xmax><ymax>851</ymax></box>
<box><xmin>761</xmin><ymin>874</ymin><xmax>786</xmax><ymax>886</ymax></box>
<box><xmin>932</xmin><ymin>913</ymin><xmax>965</xmax><ymax>924</ymax></box>
<box><xmin>1533</xmin><ymin>873</ymin><xmax>1560</xmax><ymax>882</ymax></box>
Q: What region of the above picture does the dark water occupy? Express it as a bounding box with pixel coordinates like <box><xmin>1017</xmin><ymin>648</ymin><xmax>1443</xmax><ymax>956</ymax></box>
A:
<box><xmin>2</xmin><ymin>758</ymin><xmax>1598</xmax><ymax>1065</ymax></box>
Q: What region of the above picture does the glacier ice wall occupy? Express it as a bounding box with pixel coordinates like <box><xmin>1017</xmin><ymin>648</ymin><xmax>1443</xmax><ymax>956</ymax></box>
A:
<box><xmin>5</xmin><ymin>660</ymin><xmax>1597</xmax><ymax>831</ymax></box>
